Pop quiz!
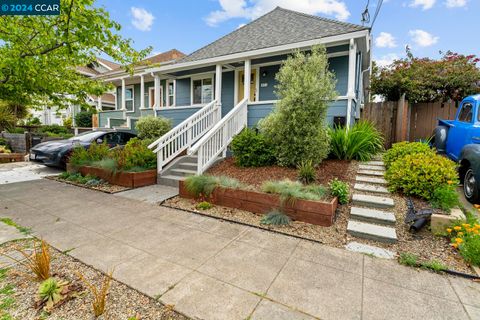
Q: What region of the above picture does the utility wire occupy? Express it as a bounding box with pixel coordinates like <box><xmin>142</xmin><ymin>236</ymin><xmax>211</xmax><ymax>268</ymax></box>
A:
<box><xmin>370</xmin><ymin>0</ymin><xmax>384</xmax><ymax>29</ymax></box>
<box><xmin>361</xmin><ymin>0</ymin><xmax>370</xmax><ymax>26</ymax></box>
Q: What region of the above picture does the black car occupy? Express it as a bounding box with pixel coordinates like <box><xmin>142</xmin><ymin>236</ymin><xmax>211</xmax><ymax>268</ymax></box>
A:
<box><xmin>29</xmin><ymin>130</ymin><xmax>136</xmax><ymax>168</ymax></box>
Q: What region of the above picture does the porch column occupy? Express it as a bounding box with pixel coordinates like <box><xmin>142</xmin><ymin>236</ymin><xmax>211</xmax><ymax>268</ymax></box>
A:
<box><xmin>121</xmin><ymin>78</ymin><xmax>126</xmax><ymax>111</ymax></box>
<box><xmin>140</xmin><ymin>74</ymin><xmax>145</xmax><ymax>109</ymax></box>
<box><xmin>244</xmin><ymin>59</ymin><xmax>251</xmax><ymax>102</ymax></box>
<box><xmin>346</xmin><ymin>38</ymin><xmax>357</xmax><ymax>127</ymax></box>
<box><xmin>215</xmin><ymin>64</ymin><xmax>223</xmax><ymax>123</ymax></box>
<box><xmin>154</xmin><ymin>74</ymin><xmax>161</xmax><ymax>116</ymax></box>
<box><xmin>97</xmin><ymin>96</ymin><xmax>102</xmax><ymax>111</ymax></box>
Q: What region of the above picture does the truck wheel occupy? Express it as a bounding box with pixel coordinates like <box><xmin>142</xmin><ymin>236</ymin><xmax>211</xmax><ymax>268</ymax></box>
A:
<box><xmin>464</xmin><ymin>168</ymin><xmax>480</xmax><ymax>203</ymax></box>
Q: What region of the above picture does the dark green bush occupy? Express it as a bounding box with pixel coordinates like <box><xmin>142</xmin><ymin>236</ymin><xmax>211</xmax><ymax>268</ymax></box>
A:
<box><xmin>230</xmin><ymin>128</ymin><xmax>276</xmax><ymax>167</ymax></box>
<box><xmin>383</xmin><ymin>141</ymin><xmax>434</xmax><ymax>168</ymax></box>
<box><xmin>430</xmin><ymin>185</ymin><xmax>459</xmax><ymax>212</ymax></box>
<box><xmin>385</xmin><ymin>153</ymin><xmax>458</xmax><ymax>200</ymax></box>
<box><xmin>121</xmin><ymin>138</ymin><xmax>156</xmax><ymax>171</ymax></box>
<box><xmin>69</xmin><ymin>142</ymin><xmax>110</xmax><ymax>167</ymax></box>
<box><xmin>38</xmin><ymin>125</ymin><xmax>69</xmax><ymax>135</ymax></box>
<box><xmin>135</xmin><ymin>116</ymin><xmax>171</xmax><ymax>140</ymax></box>
<box><xmin>297</xmin><ymin>160</ymin><xmax>316</xmax><ymax>184</ymax></box>
<box><xmin>328</xmin><ymin>178</ymin><xmax>350</xmax><ymax>204</ymax></box>
<box><xmin>75</xmin><ymin>110</ymin><xmax>94</xmax><ymax>128</ymax></box>
<box><xmin>330</xmin><ymin>120</ymin><xmax>384</xmax><ymax>161</ymax></box>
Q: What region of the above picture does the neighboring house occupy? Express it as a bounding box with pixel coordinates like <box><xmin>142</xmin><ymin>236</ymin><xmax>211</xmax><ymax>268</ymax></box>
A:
<box><xmin>97</xmin><ymin>7</ymin><xmax>371</xmax><ymax>181</ymax></box>
<box><xmin>31</xmin><ymin>58</ymin><xmax>120</xmax><ymax>125</ymax></box>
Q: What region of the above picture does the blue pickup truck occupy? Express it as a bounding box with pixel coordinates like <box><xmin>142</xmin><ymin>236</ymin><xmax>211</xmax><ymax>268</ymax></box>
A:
<box><xmin>434</xmin><ymin>95</ymin><xmax>480</xmax><ymax>203</ymax></box>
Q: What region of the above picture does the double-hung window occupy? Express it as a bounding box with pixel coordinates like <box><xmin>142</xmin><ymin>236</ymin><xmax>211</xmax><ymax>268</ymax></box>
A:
<box><xmin>167</xmin><ymin>81</ymin><xmax>175</xmax><ymax>107</ymax></box>
<box><xmin>125</xmin><ymin>86</ymin><xmax>134</xmax><ymax>112</ymax></box>
<box><xmin>192</xmin><ymin>77</ymin><xmax>213</xmax><ymax>105</ymax></box>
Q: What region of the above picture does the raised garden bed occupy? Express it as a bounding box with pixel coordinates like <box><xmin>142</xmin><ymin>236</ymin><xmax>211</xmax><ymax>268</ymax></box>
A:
<box><xmin>0</xmin><ymin>153</ymin><xmax>24</xmax><ymax>163</ymax></box>
<box><xmin>179</xmin><ymin>180</ymin><xmax>338</xmax><ymax>226</ymax></box>
<box><xmin>78</xmin><ymin>166</ymin><xmax>156</xmax><ymax>188</ymax></box>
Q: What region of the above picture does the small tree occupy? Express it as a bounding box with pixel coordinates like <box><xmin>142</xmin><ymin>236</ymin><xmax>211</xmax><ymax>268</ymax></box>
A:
<box><xmin>371</xmin><ymin>50</ymin><xmax>480</xmax><ymax>102</ymax></box>
<box><xmin>135</xmin><ymin>116</ymin><xmax>172</xmax><ymax>141</ymax></box>
<box><xmin>261</xmin><ymin>46</ymin><xmax>337</xmax><ymax>167</ymax></box>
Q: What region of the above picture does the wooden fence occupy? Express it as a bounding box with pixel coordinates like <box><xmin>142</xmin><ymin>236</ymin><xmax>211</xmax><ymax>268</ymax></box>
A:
<box><xmin>363</xmin><ymin>99</ymin><xmax>459</xmax><ymax>147</ymax></box>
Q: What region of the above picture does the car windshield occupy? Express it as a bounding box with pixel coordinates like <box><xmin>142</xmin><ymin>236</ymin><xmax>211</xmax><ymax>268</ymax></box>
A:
<box><xmin>68</xmin><ymin>131</ymin><xmax>104</xmax><ymax>142</ymax></box>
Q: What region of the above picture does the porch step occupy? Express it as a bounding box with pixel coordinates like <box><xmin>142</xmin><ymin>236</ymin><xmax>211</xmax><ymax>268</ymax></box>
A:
<box><xmin>352</xmin><ymin>193</ymin><xmax>394</xmax><ymax>208</ymax></box>
<box><xmin>158</xmin><ymin>175</ymin><xmax>185</xmax><ymax>188</ymax></box>
<box><xmin>347</xmin><ymin>221</ymin><xmax>397</xmax><ymax>243</ymax></box>
<box><xmin>182</xmin><ymin>156</ymin><xmax>198</xmax><ymax>164</ymax></box>
<box><xmin>170</xmin><ymin>168</ymin><xmax>197</xmax><ymax>177</ymax></box>
<box><xmin>355</xmin><ymin>176</ymin><xmax>387</xmax><ymax>185</ymax></box>
<box><xmin>350</xmin><ymin>207</ymin><xmax>396</xmax><ymax>225</ymax></box>
<box><xmin>358</xmin><ymin>164</ymin><xmax>385</xmax><ymax>171</ymax></box>
<box><xmin>357</xmin><ymin>169</ymin><xmax>384</xmax><ymax>177</ymax></box>
<box><xmin>178</xmin><ymin>162</ymin><xmax>197</xmax><ymax>170</ymax></box>
<box><xmin>354</xmin><ymin>183</ymin><xmax>389</xmax><ymax>194</ymax></box>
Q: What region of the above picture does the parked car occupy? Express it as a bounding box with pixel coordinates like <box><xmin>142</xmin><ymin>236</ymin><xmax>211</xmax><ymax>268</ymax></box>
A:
<box><xmin>433</xmin><ymin>94</ymin><xmax>480</xmax><ymax>203</ymax></box>
<box><xmin>29</xmin><ymin>130</ymin><xmax>136</xmax><ymax>168</ymax></box>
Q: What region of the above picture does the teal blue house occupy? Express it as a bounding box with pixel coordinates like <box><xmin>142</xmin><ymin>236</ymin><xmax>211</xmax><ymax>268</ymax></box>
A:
<box><xmin>96</xmin><ymin>7</ymin><xmax>371</xmax><ymax>181</ymax></box>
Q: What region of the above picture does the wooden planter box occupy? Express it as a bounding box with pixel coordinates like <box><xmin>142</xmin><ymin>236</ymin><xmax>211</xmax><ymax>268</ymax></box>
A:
<box><xmin>79</xmin><ymin>166</ymin><xmax>156</xmax><ymax>188</ymax></box>
<box><xmin>179</xmin><ymin>181</ymin><xmax>338</xmax><ymax>226</ymax></box>
<box><xmin>0</xmin><ymin>153</ymin><xmax>25</xmax><ymax>163</ymax></box>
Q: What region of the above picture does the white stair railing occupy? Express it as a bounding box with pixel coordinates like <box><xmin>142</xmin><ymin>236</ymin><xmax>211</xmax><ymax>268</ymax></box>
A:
<box><xmin>188</xmin><ymin>98</ymin><xmax>248</xmax><ymax>174</ymax></box>
<box><xmin>148</xmin><ymin>99</ymin><xmax>220</xmax><ymax>172</ymax></box>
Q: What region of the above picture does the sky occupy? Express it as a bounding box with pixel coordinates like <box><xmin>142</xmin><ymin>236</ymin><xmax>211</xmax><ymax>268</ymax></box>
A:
<box><xmin>96</xmin><ymin>0</ymin><xmax>479</xmax><ymax>66</ymax></box>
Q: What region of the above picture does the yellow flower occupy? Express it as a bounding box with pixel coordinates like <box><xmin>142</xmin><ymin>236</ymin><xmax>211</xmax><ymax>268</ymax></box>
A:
<box><xmin>447</xmin><ymin>180</ymin><xmax>453</xmax><ymax>185</ymax></box>
<box><xmin>474</xmin><ymin>230</ymin><xmax>479</xmax><ymax>235</ymax></box>
<box><xmin>455</xmin><ymin>238</ymin><xmax>463</xmax><ymax>244</ymax></box>
<box><xmin>475</xmin><ymin>204</ymin><xmax>480</xmax><ymax>208</ymax></box>
<box><xmin>452</xmin><ymin>243</ymin><xmax>459</xmax><ymax>248</ymax></box>
<box><xmin>462</xmin><ymin>223</ymin><xmax>471</xmax><ymax>228</ymax></box>
<box><xmin>454</xmin><ymin>226</ymin><xmax>462</xmax><ymax>231</ymax></box>
<box><xmin>458</xmin><ymin>232</ymin><xmax>464</xmax><ymax>237</ymax></box>
<box><xmin>446</xmin><ymin>228</ymin><xmax>452</xmax><ymax>233</ymax></box>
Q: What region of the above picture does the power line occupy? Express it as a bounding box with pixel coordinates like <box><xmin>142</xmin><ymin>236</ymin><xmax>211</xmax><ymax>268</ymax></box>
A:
<box><xmin>361</xmin><ymin>0</ymin><xmax>370</xmax><ymax>26</ymax></box>
<box><xmin>370</xmin><ymin>0</ymin><xmax>384</xmax><ymax>29</ymax></box>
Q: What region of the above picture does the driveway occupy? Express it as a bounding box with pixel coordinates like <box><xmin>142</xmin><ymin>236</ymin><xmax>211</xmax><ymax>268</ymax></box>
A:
<box><xmin>0</xmin><ymin>179</ymin><xmax>479</xmax><ymax>320</ymax></box>
<box><xmin>0</xmin><ymin>162</ymin><xmax>62</xmax><ymax>185</ymax></box>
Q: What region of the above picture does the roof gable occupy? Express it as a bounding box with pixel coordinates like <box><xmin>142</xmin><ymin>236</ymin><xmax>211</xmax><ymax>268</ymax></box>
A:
<box><xmin>181</xmin><ymin>7</ymin><xmax>367</xmax><ymax>63</ymax></box>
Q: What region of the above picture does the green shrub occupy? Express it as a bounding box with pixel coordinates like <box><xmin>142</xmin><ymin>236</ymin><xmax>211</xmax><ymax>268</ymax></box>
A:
<box><xmin>230</xmin><ymin>128</ymin><xmax>276</xmax><ymax>167</ymax></box>
<box><xmin>196</xmin><ymin>201</ymin><xmax>213</xmax><ymax>210</ymax></box>
<box><xmin>7</xmin><ymin>127</ymin><xmax>25</xmax><ymax>134</ymax></box>
<box><xmin>459</xmin><ymin>235</ymin><xmax>480</xmax><ymax>266</ymax></box>
<box><xmin>297</xmin><ymin>160</ymin><xmax>316</xmax><ymax>184</ymax></box>
<box><xmin>385</xmin><ymin>153</ymin><xmax>458</xmax><ymax>200</ymax></box>
<box><xmin>420</xmin><ymin>260</ymin><xmax>447</xmax><ymax>272</ymax></box>
<box><xmin>121</xmin><ymin>138</ymin><xmax>156</xmax><ymax>171</ymax></box>
<box><xmin>383</xmin><ymin>141</ymin><xmax>434</xmax><ymax>168</ymax></box>
<box><xmin>63</xmin><ymin>117</ymin><xmax>72</xmax><ymax>128</ymax></box>
<box><xmin>38</xmin><ymin>278</ymin><xmax>67</xmax><ymax>310</ymax></box>
<box><xmin>260</xmin><ymin>46</ymin><xmax>336</xmax><ymax>167</ymax></box>
<box><xmin>69</xmin><ymin>142</ymin><xmax>110</xmax><ymax>167</ymax></box>
<box><xmin>430</xmin><ymin>185</ymin><xmax>459</xmax><ymax>212</ymax></box>
<box><xmin>260</xmin><ymin>210</ymin><xmax>291</xmax><ymax>226</ymax></box>
<box><xmin>38</xmin><ymin>124</ymin><xmax>69</xmax><ymax>135</ymax></box>
<box><xmin>75</xmin><ymin>110</ymin><xmax>94</xmax><ymax>128</ymax></box>
<box><xmin>135</xmin><ymin>116</ymin><xmax>171</xmax><ymax>140</ymax></box>
<box><xmin>215</xmin><ymin>176</ymin><xmax>244</xmax><ymax>189</ymax></box>
<box><xmin>399</xmin><ymin>252</ymin><xmax>419</xmax><ymax>267</ymax></box>
<box><xmin>184</xmin><ymin>175</ymin><xmax>218</xmax><ymax>199</ymax></box>
<box><xmin>261</xmin><ymin>179</ymin><xmax>327</xmax><ymax>205</ymax></box>
<box><xmin>329</xmin><ymin>120</ymin><xmax>384</xmax><ymax>161</ymax></box>
<box><xmin>328</xmin><ymin>178</ymin><xmax>350</xmax><ymax>204</ymax></box>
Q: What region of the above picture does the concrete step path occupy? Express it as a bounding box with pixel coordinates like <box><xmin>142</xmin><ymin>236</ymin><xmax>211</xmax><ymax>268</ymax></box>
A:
<box><xmin>354</xmin><ymin>183</ymin><xmax>389</xmax><ymax>194</ymax></box>
<box><xmin>347</xmin><ymin>221</ymin><xmax>398</xmax><ymax>243</ymax></box>
<box><xmin>363</xmin><ymin>160</ymin><xmax>384</xmax><ymax>166</ymax></box>
<box><xmin>358</xmin><ymin>164</ymin><xmax>385</xmax><ymax>171</ymax></box>
<box><xmin>350</xmin><ymin>207</ymin><xmax>396</xmax><ymax>225</ymax></box>
<box><xmin>352</xmin><ymin>193</ymin><xmax>394</xmax><ymax>209</ymax></box>
<box><xmin>357</xmin><ymin>169</ymin><xmax>385</xmax><ymax>177</ymax></box>
<box><xmin>345</xmin><ymin>242</ymin><xmax>396</xmax><ymax>259</ymax></box>
<box><xmin>356</xmin><ymin>175</ymin><xmax>387</xmax><ymax>185</ymax></box>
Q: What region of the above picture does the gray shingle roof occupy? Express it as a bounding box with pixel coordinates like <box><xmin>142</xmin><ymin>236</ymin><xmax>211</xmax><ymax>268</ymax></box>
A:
<box><xmin>181</xmin><ymin>7</ymin><xmax>368</xmax><ymax>63</ymax></box>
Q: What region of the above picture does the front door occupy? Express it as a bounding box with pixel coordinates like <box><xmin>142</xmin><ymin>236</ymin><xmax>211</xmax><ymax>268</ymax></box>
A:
<box><xmin>237</xmin><ymin>69</ymin><xmax>257</xmax><ymax>103</ymax></box>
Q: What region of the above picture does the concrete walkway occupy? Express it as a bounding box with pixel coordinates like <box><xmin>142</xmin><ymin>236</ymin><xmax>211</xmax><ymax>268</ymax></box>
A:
<box><xmin>0</xmin><ymin>179</ymin><xmax>479</xmax><ymax>320</ymax></box>
<box><xmin>0</xmin><ymin>162</ymin><xmax>62</xmax><ymax>185</ymax></box>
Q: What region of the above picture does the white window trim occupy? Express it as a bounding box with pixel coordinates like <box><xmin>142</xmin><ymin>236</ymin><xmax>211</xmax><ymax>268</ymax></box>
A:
<box><xmin>234</xmin><ymin>67</ymin><xmax>260</xmax><ymax>105</ymax></box>
<box><xmin>125</xmin><ymin>85</ymin><xmax>135</xmax><ymax>113</ymax></box>
<box><xmin>190</xmin><ymin>75</ymin><xmax>214</xmax><ymax>106</ymax></box>
<box><xmin>147</xmin><ymin>86</ymin><xmax>163</xmax><ymax>108</ymax></box>
<box><xmin>166</xmin><ymin>80</ymin><xmax>176</xmax><ymax>107</ymax></box>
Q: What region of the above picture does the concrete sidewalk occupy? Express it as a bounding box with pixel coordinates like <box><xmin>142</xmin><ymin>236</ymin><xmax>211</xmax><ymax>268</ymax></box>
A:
<box><xmin>0</xmin><ymin>179</ymin><xmax>478</xmax><ymax>320</ymax></box>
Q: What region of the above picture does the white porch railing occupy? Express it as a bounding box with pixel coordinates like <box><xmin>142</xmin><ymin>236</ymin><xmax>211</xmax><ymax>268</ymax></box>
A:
<box><xmin>189</xmin><ymin>98</ymin><xmax>248</xmax><ymax>174</ymax></box>
<box><xmin>148</xmin><ymin>99</ymin><xmax>220</xmax><ymax>172</ymax></box>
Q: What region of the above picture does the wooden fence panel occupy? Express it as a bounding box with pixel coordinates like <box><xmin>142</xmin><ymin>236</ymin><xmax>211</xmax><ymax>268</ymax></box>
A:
<box><xmin>362</xmin><ymin>102</ymin><xmax>397</xmax><ymax>148</ymax></box>
<box><xmin>408</xmin><ymin>101</ymin><xmax>458</xmax><ymax>142</ymax></box>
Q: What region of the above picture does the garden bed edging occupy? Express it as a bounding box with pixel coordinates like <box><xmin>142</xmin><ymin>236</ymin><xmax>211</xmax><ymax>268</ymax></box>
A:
<box><xmin>179</xmin><ymin>181</ymin><xmax>338</xmax><ymax>226</ymax></box>
<box><xmin>79</xmin><ymin>166</ymin><xmax>156</xmax><ymax>188</ymax></box>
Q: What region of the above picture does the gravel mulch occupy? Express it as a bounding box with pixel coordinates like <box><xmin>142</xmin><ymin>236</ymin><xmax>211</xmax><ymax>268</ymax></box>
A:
<box><xmin>207</xmin><ymin>158</ymin><xmax>355</xmax><ymax>188</ymax></box>
<box><xmin>47</xmin><ymin>176</ymin><xmax>130</xmax><ymax>194</ymax></box>
<box><xmin>0</xmin><ymin>240</ymin><xmax>188</xmax><ymax>320</ymax></box>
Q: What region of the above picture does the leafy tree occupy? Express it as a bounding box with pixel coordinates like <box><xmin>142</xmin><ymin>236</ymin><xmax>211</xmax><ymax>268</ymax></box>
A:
<box><xmin>75</xmin><ymin>110</ymin><xmax>94</xmax><ymax>128</ymax></box>
<box><xmin>371</xmin><ymin>49</ymin><xmax>480</xmax><ymax>102</ymax></box>
<box><xmin>260</xmin><ymin>46</ymin><xmax>337</xmax><ymax>167</ymax></box>
<box><xmin>0</xmin><ymin>0</ymin><xmax>150</xmax><ymax>110</ymax></box>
